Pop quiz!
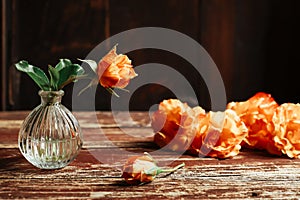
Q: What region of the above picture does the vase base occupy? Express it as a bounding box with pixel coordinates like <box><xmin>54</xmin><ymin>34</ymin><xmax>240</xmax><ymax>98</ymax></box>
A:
<box><xmin>32</xmin><ymin>163</ymin><xmax>71</xmax><ymax>169</ymax></box>
<box><xmin>24</xmin><ymin>156</ymin><xmax>75</xmax><ymax>169</ymax></box>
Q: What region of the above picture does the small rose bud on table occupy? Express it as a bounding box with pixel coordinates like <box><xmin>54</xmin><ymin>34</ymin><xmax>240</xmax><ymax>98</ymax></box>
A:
<box><xmin>121</xmin><ymin>152</ymin><xmax>185</xmax><ymax>185</ymax></box>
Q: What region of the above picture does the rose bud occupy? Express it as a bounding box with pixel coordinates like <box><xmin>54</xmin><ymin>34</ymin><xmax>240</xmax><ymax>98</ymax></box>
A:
<box><xmin>121</xmin><ymin>152</ymin><xmax>185</xmax><ymax>185</ymax></box>
<box><xmin>272</xmin><ymin>103</ymin><xmax>300</xmax><ymax>158</ymax></box>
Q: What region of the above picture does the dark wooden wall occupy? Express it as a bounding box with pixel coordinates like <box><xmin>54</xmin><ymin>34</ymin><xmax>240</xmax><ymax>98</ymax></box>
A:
<box><xmin>1</xmin><ymin>0</ymin><xmax>299</xmax><ymax>111</ymax></box>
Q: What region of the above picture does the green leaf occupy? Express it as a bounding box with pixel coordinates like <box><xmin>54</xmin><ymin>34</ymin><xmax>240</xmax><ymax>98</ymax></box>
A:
<box><xmin>57</xmin><ymin>64</ymin><xmax>85</xmax><ymax>89</ymax></box>
<box><xmin>48</xmin><ymin>65</ymin><xmax>60</xmax><ymax>91</ymax></box>
<box><xmin>15</xmin><ymin>60</ymin><xmax>50</xmax><ymax>90</ymax></box>
<box><xmin>77</xmin><ymin>59</ymin><xmax>97</xmax><ymax>73</ymax></box>
<box><xmin>55</xmin><ymin>59</ymin><xmax>72</xmax><ymax>71</ymax></box>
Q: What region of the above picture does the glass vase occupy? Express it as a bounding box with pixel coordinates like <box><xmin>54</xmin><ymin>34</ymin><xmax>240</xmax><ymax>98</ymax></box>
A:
<box><xmin>18</xmin><ymin>90</ymin><xmax>83</xmax><ymax>169</ymax></box>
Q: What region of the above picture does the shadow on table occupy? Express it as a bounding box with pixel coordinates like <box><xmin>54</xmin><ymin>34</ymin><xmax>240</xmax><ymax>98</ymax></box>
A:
<box><xmin>0</xmin><ymin>152</ymin><xmax>29</xmax><ymax>171</ymax></box>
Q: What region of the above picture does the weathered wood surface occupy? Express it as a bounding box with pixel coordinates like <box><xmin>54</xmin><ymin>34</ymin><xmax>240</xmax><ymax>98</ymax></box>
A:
<box><xmin>1</xmin><ymin>111</ymin><xmax>300</xmax><ymax>199</ymax></box>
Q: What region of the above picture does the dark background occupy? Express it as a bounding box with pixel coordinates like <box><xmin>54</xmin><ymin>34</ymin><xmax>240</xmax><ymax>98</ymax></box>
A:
<box><xmin>1</xmin><ymin>0</ymin><xmax>299</xmax><ymax>111</ymax></box>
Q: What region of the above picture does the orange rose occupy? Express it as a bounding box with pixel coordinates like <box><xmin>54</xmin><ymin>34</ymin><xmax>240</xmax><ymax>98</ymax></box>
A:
<box><xmin>97</xmin><ymin>46</ymin><xmax>137</xmax><ymax>88</ymax></box>
<box><xmin>187</xmin><ymin>110</ymin><xmax>210</xmax><ymax>155</ymax></box>
<box><xmin>272</xmin><ymin>103</ymin><xmax>300</xmax><ymax>158</ymax></box>
<box><xmin>151</xmin><ymin>99</ymin><xmax>191</xmax><ymax>135</ymax></box>
<box><xmin>190</xmin><ymin>110</ymin><xmax>248</xmax><ymax>158</ymax></box>
<box><xmin>121</xmin><ymin>152</ymin><xmax>184</xmax><ymax>185</ymax></box>
<box><xmin>227</xmin><ymin>92</ymin><xmax>280</xmax><ymax>155</ymax></box>
<box><xmin>151</xmin><ymin>99</ymin><xmax>205</xmax><ymax>152</ymax></box>
<box><xmin>122</xmin><ymin>153</ymin><xmax>158</xmax><ymax>185</ymax></box>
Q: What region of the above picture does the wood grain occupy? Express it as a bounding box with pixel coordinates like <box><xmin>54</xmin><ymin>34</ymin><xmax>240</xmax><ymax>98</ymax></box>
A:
<box><xmin>1</xmin><ymin>111</ymin><xmax>300</xmax><ymax>199</ymax></box>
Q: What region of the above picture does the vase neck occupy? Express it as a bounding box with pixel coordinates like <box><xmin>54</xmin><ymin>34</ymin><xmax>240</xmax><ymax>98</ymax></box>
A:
<box><xmin>39</xmin><ymin>90</ymin><xmax>64</xmax><ymax>106</ymax></box>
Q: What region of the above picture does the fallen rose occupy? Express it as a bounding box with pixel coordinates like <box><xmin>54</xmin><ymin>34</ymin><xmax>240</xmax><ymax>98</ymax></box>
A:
<box><xmin>151</xmin><ymin>99</ymin><xmax>193</xmax><ymax>135</ymax></box>
<box><xmin>152</xmin><ymin>99</ymin><xmax>205</xmax><ymax>152</ymax></box>
<box><xmin>200</xmin><ymin>110</ymin><xmax>248</xmax><ymax>158</ymax></box>
<box><xmin>227</xmin><ymin>92</ymin><xmax>281</xmax><ymax>155</ymax></box>
<box><xmin>272</xmin><ymin>103</ymin><xmax>300</xmax><ymax>158</ymax></box>
<box><xmin>121</xmin><ymin>152</ymin><xmax>185</xmax><ymax>185</ymax></box>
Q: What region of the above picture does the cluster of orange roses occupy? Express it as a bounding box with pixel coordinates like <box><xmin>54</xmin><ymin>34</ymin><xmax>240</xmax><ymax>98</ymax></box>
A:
<box><xmin>151</xmin><ymin>92</ymin><xmax>300</xmax><ymax>159</ymax></box>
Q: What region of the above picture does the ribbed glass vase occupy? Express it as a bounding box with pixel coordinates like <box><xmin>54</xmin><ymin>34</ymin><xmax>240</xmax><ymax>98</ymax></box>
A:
<box><xmin>18</xmin><ymin>90</ymin><xmax>83</xmax><ymax>169</ymax></box>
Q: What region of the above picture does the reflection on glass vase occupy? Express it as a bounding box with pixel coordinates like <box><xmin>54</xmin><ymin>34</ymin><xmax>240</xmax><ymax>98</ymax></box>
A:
<box><xmin>18</xmin><ymin>90</ymin><xmax>83</xmax><ymax>169</ymax></box>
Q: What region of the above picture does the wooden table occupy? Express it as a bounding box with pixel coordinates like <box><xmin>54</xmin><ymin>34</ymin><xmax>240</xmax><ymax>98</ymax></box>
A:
<box><xmin>1</xmin><ymin>111</ymin><xmax>300</xmax><ymax>199</ymax></box>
